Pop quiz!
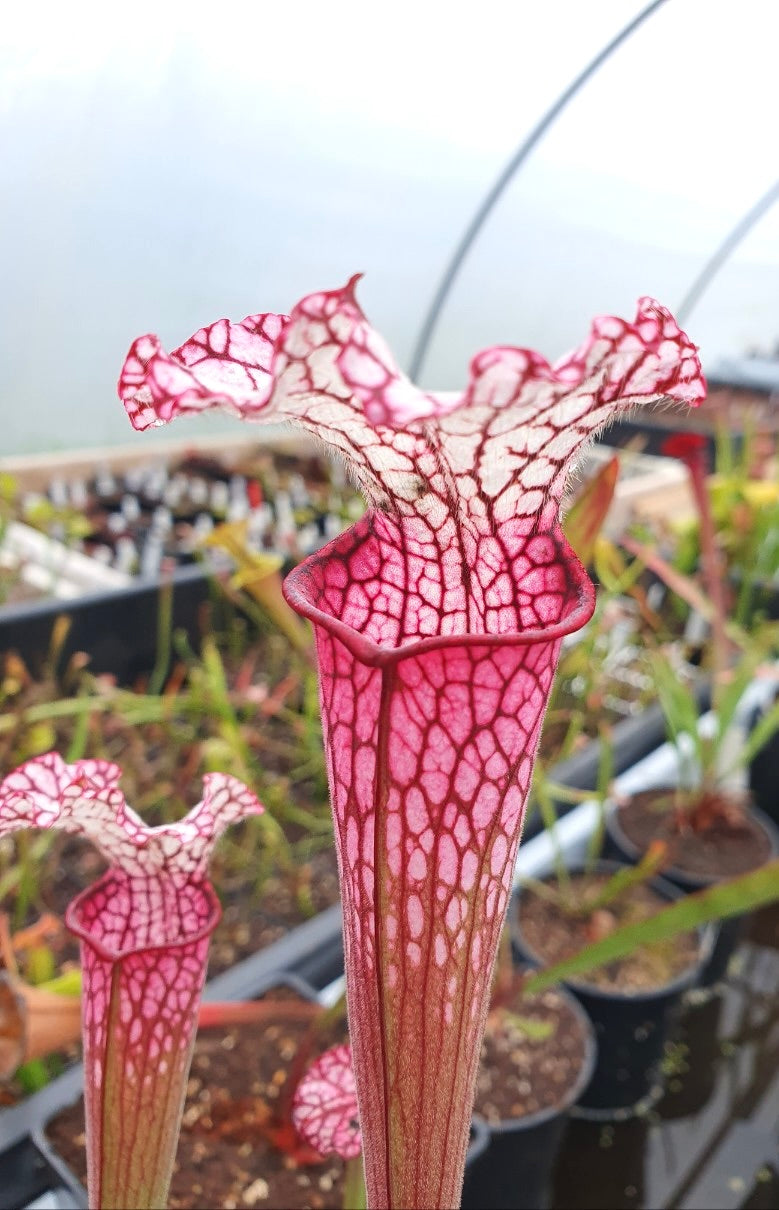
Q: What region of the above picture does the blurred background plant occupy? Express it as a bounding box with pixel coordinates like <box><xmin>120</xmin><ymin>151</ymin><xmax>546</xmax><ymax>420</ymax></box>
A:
<box><xmin>0</xmin><ymin>556</ymin><xmax>336</xmax><ymax>979</ymax></box>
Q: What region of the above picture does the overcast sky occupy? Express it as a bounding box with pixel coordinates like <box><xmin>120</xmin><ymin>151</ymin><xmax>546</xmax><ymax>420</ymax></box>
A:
<box><xmin>2</xmin><ymin>0</ymin><xmax>778</xmax><ymax>454</ymax></box>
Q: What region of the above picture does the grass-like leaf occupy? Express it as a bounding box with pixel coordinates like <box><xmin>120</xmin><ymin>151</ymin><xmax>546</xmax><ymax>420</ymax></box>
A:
<box><xmin>523</xmin><ymin>859</ymin><xmax>779</xmax><ymax>994</ymax></box>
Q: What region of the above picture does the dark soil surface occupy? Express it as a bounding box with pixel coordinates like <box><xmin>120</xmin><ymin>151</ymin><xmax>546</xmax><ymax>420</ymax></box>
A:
<box><xmin>209</xmin><ymin>850</ymin><xmax>340</xmax><ymax>972</ymax></box>
<box><xmin>615</xmin><ymin>790</ymin><xmax>774</xmax><ymax>881</ymax></box>
<box><xmin>46</xmin><ymin>987</ymin><xmax>350</xmax><ymax>1210</ymax></box>
<box><xmin>46</xmin><ymin>976</ymin><xmax>593</xmax><ymax>1205</ymax></box>
<box><xmin>473</xmin><ymin>975</ymin><xmax>589</xmax><ymax>1123</ymax></box>
<box><xmin>517</xmin><ymin>873</ymin><xmax>701</xmax><ymax>992</ymax></box>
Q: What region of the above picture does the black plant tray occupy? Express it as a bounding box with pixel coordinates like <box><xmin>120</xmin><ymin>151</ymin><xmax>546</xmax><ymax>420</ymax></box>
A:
<box><xmin>0</xmin><ymin>903</ymin><xmax>344</xmax><ymax>1169</ymax></box>
<box><xmin>3</xmin><ymin>874</ymin><xmax>776</xmax><ymax>1208</ymax></box>
<box><xmin>0</xmin><ymin>917</ymin><xmax>490</xmax><ymax>1210</ymax></box>
<box><xmin>597</xmin><ymin>417</ymin><xmax>754</xmax><ymax>462</ymax></box>
<box><xmin>43</xmin><ymin>969</ymin><xmax>322</xmax><ymax>1210</ymax></box>
<box><xmin>7</xmin><ymin>943</ymin><xmax>776</xmax><ymax>1209</ymax></box>
<box><xmin>17</xmin><ymin>969</ymin><xmax>330</xmax><ymax>1210</ymax></box>
<box><xmin>0</xmin><ymin>564</ymin><xmax>216</xmax><ymax>685</ymax></box>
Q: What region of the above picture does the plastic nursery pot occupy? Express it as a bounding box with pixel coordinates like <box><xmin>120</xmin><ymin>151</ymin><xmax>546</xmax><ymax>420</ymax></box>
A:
<box><xmin>461</xmin><ymin>984</ymin><xmax>596</xmax><ymax>1210</ymax></box>
<box><xmin>605</xmin><ymin>795</ymin><xmax>779</xmax><ymax>986</ymax></box>
<box><xmin>748</xmin><ymin>692</ymin><xmax>779</xmax><ymax>826</ymax></box>
<box><xmin>511</xmin><ymin>863</ymin><xmax>714</xmax><ymax>1121</ymax></box>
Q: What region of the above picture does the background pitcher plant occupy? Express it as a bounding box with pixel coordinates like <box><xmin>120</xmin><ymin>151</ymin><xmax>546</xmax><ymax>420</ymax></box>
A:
<box><xmin>0</xmin><ymin>754</ymin><xmax>263</xmax><ymax>1210</ymax></box>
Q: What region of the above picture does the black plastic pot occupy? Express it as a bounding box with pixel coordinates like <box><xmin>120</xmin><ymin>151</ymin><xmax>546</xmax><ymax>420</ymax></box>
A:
<box><xmin>605</xmin><ymin>798</ymin><xmax>779</xmax><ymax>986</ymax></box>
<box><xmin>0</xmin><ymin>914</ymin><xmax>492</xmax><ymax>1210</ymax></box>
<box><xmin>461</xmin><ymin>987</ymin><xmax>597</xmax><ymax>1210</ymax></box>
<box><xmin>512</xmin><ymin>863</ymin><xmax>714</xmax><ymax>1121</ymax></box>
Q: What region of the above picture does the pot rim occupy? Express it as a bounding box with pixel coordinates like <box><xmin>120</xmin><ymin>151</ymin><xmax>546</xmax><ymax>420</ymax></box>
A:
<box><xmin>471</xmin><ymin>978</ymin><xmax>598</xmax><ymax>1133</ymax></box>
<box><xmin>512</xmin><ymin>859</ymin><xmax>717</xmax><ymax>1002</ymax></box>
<box><xmin>606</xmin><ymin>792</ymin><xmax>779</xmax><ymax>890</ymax></box>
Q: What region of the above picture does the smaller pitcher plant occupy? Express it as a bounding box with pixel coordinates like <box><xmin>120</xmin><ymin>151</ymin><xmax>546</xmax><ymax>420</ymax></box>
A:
<box><xmin>293</xmin><ymin>1042</ymin><xmax>366</xmax><ymax>1209</ymax></box>
<box><xmin>0</xmin><ymin>753</ymin><xmax>263</xmax><ymax>1210</ymax></box>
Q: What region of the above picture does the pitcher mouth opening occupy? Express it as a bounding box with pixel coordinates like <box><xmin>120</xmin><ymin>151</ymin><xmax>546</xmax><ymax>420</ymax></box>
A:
<box><xmin>66</xmin><ymin>870</ymin><xmax>221</xmax><ymax>962</ymax></box>
<box><xmin>283</xmin><ymin>510</ymin><xmax>596</xmax><ymax>669</ymax></box>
